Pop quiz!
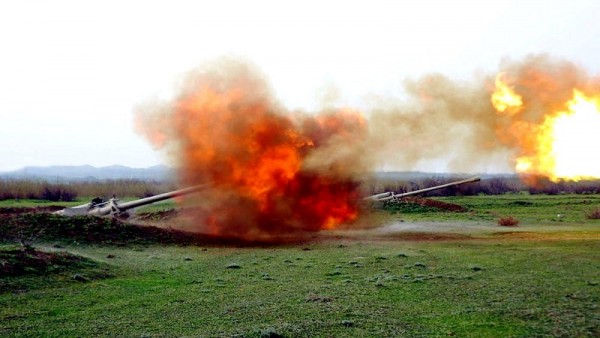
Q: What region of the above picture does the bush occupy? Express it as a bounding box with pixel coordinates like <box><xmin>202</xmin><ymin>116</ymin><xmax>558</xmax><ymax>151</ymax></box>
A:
<box><xmin>498</xmin><ymin>216</ymin><xmax>519</xmax><ymax>227</ymax></box>
<box><xmin>40</xmin><ymin>185</ymin><xmax>78</xmax><ymax>201</ymax></box>
<box><xmin>585</xmin><ymin>207</ymin><xmax>600</xmax><ymax>220</ymax></box>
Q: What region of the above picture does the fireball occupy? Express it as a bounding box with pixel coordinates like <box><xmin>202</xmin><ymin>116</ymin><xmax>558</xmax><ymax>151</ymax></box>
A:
<box><xmin>135</xmin><ymin>62</ymin><xmax>366</xmax><ymax>240</ymax></box>
<box><xmin>492</xmin><ymin>73</ymin><xmax>600</xmax><ymax>181</ymax></box>
<box><xmin>491</xmin><ymin>72</ymin><xmax>523</xmax><ymax>115</ymax></box>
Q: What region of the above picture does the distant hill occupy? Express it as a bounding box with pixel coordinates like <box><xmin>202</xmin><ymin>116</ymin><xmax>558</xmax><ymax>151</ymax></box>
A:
<box><xmin>0</xmin><ymin>166</ymin><xmax>515</xmax><ymax>182</ymax></box>
<box><xmin>0</xmin><ymin>165</ymin><xmax>174</xmax><ymax>182</ymax></box>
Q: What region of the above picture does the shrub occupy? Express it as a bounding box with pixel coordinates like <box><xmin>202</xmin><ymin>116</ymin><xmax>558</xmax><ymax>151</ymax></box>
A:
<box><xmin>40</xmin><ymin>185</ymin><xmax>77</xmax><ymax>201</ymax></box>
<box><xmin>585</xmin><ymin>207</ymin><xmax>600</xmax><ymax>220</ymax></box>
<box><xmin>498</xmin><ymin>216</ymin><xmax>519</xmax><ymax>227</ymax></box>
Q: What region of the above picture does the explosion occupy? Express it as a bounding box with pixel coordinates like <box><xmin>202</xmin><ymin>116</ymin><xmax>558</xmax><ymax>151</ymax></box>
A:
<box><xmin>135</xmin><ymin>60</ymin><xmax>368</xmax><ymax>240</ymax></box>
<box><xmin>134</xmin><ymin>55</ymin><xmax>600</xmax><ymax>239</ymax></box>
<box><xmin>491</xmin><ymin>72</ymin><xmax>522</xmax><ymax>115</ymax></box>
<box><xmin>492</xmin><ymin>70</ymin><xmax>600</xmax><ymax>181</ymax></box>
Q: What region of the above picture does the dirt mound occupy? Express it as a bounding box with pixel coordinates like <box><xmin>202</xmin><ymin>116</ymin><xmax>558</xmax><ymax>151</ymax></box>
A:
<box><xmin>0</xmin><ymin>211</ymin><xmax>297</xmax><ymax>247</ymax></box>
<box><xmin>400</xmin><ymin>197</ymin><xmax>468</xmax><ymax>212</ymax></box>
<box><xmin>0</xmin><ymin>206</ymin><xmax>64</xmax><ymax>214</ymax></box>
<box><xmin>0</xmin><ymin>246</ymin><xmax>97</xmax><ymax>277</ymax></box>
<box><xmin>0</xmin><ymin>212</ymin><xmax>202</xmax><ymax>246</ymax></box>
<box><xmin>135</xmin><ymin>208</ymin><xmax>179</xmax><ymax>221</ymax></box>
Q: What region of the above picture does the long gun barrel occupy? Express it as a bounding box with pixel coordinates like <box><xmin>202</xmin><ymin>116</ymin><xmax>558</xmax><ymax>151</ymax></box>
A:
<box><xmin>56</xmin><ymin>184</ymin><xmax>208</xmax><ymax>217</ymax></box>
<box><xmin>113</xmin><ymin>184</ymin><xmax>207</xmax><ymax>211</ymax></box>
<box><xmin>89</xmin><ymin>184</ymin><xmax>208</xmax><ymax>217</ymax></box>
<box><xmin>364</xmin><ymin>176</ymin><xmax>480</xmax><ymax>202</ymax></box>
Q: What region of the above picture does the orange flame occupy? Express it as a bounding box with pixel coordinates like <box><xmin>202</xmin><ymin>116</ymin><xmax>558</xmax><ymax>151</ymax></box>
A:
<box><xmin>492</xmin><ymin>73</ymin><xmax>600</xmax><ymax>181</ymax></box>
<box><xmin>135</xmin><ymin>63</ymin><xmax>366</xmax><ymax>240</ymax></box>
<box><xmin>491</xmin><ymin>72</ymin><xmax>523</xmax><ymax>115</ymax></box>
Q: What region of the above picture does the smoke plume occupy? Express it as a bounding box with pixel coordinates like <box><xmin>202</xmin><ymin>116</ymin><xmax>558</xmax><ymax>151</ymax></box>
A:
<box><xmin>135</xmin><ymin>55</ymin><xmax>600</xmax><ymax>239</ymax></box>
<box><xmin>135</xmin><ymin>59</ymin><xmax>369</xmax><ymax>240</ymax></box>
<box><xmin>368</xmin><ymin>54</ymin><xmax>600</xmax><ymax>174</ymax></box>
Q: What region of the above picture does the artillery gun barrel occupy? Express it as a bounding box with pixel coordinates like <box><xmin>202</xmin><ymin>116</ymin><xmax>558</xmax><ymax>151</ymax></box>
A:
<box><xmin>365</xmin><ymin>176</ymin><xmax>480</xmax><ymax>202</ymax></box>
<box><xmin>363</xmin><ymin>192</ymin><xmax>393</xmax><ymax>201</ymax></box>
<box><xmin>85</xmin><ymin>184</ymin><xmax>208</xmax><ymax>217</ymax></box>
<box><xmin>117</xmin><ymin>184</ymin><xmax>208</xmax><ymax>210</ymax></box>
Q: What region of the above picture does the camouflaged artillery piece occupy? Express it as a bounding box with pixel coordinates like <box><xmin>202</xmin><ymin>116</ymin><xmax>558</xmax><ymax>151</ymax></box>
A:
<box><xmin>54</xmin><ymin>184</ymin><xmax>207</xmax><ymax>218</ymax></box>
<box><xmin>363</xmin><ymin>177</ymin><xmax>481</xmax><ymax>203</ymax></box>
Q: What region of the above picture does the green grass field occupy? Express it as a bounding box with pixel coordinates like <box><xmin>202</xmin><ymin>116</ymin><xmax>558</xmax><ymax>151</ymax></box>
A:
<box><xmin>1</xmin><ymin>194</ymin><xmax>599</xmax><ymax>337</ymax></box>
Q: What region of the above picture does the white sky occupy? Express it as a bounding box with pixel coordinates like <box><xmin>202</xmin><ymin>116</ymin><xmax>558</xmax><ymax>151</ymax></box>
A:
<box><xmin>0</xmin><ymin>0</ymin><xmax>599</xmax><ymax>171</ymax></box>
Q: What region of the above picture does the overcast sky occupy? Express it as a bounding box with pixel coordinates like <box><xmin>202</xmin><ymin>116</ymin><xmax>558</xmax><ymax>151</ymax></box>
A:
<box><xmin>0</xmin><ymin>0</ymin><xmax>598</xmax><ymax>171</ymax></box>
